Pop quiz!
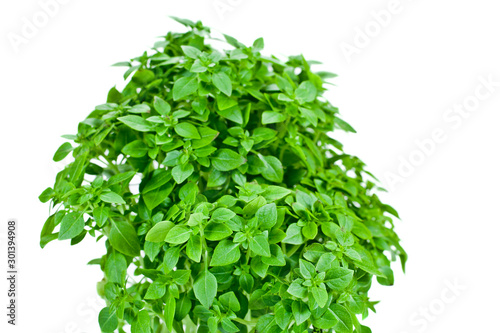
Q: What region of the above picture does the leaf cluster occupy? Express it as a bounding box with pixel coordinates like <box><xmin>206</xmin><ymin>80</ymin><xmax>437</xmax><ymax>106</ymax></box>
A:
<box><xmin>40</xmin><ymin>17</ymin><xmax>406</xmax><ymax>333</ymax></box>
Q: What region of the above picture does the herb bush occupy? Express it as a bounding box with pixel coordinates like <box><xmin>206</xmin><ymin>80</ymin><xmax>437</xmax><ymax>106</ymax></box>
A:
<box><xmin>39</xmin><ymin>17</ymin><xmax>406</xmax><ymax>333</ymax></box>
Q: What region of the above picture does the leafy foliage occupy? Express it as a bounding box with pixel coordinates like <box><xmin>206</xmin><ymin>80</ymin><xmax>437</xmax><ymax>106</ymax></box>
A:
<box><xmin>40</xmin><ymin>17</ymin><xmax>406</xmax><ymax>333</ymax></box>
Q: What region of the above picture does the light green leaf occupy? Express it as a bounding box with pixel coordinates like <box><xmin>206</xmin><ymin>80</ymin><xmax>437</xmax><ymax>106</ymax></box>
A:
<box><xmin>172</xmin><ymin>163</ymin><xmax>194</xmax><ymax>184</ymax></box>
<box><xmin>260</xmin><ymin>155</ymin><xmax>283</xmax><ymax>183</ymax></box>
<box><xmin>58</xmin><ymin>212</ymin><xmax>84</xmax><ymax>240</ymax></box>
<box><xmin>153</xmin><ymin>96</ymin><xmax>171</xmax><ymax>115</ymax></box>
<box><xmin>210</xmin><ymin>240</ymin><xmax>240</xmax><ymax>266</ymax></box>
<box><xmin>175</xmin><ymin>122</ymin><xmax>201</xmax><ymax>139</ymax></box>
<box><xmin>131</xmin><ymin>310</ymin><xmax>151</xmax><ymax>333</ymax></box>
<box><xmin>212</xmin><ymin>72</ymin><xmax>232</xmax><ymax>96</ymax></box>
<box><xmin>98</xmin><ymin>307</ymin><xmax>118</xmax><ymax>332</ymax></box>
<box><xmin>204</xmin><ymin>222</ymin><xmax>232</xmax><ymax>241</ymax></box>
<box><xmin>109</xmin><ymin>220</ymin><xmax>141</xmax><ymax>257</ymax></box>
<box><xmin>100</xmin><ymin>191</ymin><xmax>126</xmax><ymax>204</ymax></box>
<box><xmin>118</xmin><ymin>115</ymin><xmax>154</xmax><ymax>132</ymax></box>
<box><xmin>165</xmin><ymin>225</ymin><xmax>191</xmax><ymax>244</ymax></box>
<box><xmin>211</xmin><ymin>149</ymin><xmax>246</xmax><ymax>171</ymax></box>
<box><xmin>122</xmin><ymin>140</ymin><xmax>149</xmax><ymax>158</ymax></box>
<box><xmin>262</xmin><ymin>111</ymin><xmax>287</xmax><ymax>124</ymax></box>
<box><xmin>249</xmin><ymin>234</ymin><xmax>271</xmax><ymax>257</ymax></box>
<box><xmin>173</xmin><ymin>76</ymin><xmax>198</xmax><ymax>101</ymax></box>
<box><xmin>53</xmin><ymin>142</ymin><xmax>73</xmax><ymax>161</ymax></box>
<box><xmin>145</xmin><ymin>221</ymin><xmax>175</xmax><ymax>242</ymax></box>
<box><xmin>193</xmin><ymin>270</ymin><xmax>217</xmax><ymax>308</ymax></box>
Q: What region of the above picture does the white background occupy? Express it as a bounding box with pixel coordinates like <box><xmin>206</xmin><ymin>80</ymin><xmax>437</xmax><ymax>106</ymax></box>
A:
<box><xmin>1</xmin><ymin>0</ymin><xmax>499</xmax><ymax>332</ymax></box>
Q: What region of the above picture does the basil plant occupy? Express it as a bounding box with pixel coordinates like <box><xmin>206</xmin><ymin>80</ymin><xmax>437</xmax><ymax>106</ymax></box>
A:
<box><xmin>39</xmin><ymin>17</ymin><xmax>406</xmax><ymax>333</ymax></box>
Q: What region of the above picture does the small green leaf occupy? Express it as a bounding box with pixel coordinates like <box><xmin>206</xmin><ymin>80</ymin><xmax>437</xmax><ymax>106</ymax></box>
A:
<box><xmin>212</xmin><ymin>72</ymin><xmax>232</xmax><ymax>96</ymax></box>
<box><xmin>58</xmin><ymin>212</ymin><xmax>84</xmax><ymax>240</ymax></box>
<box><xmin>260</xmin><ymin>155</ymin><xmax>283</xmax><ymax>183</ymax></box>
<box><xmin>312</xmin><ymin>286</ymin><xmax>328</xmax><ymax>308</ymax></box>
<box><xmin>173</xmin><ymin>76</ymin><xmax>198</xmax><ymax>101</ymax></box>
<box><xmin>292</xmin><ymin>300</ymin><xmax>311</xmax><ymax>325</ymax></box>
<box><xmin>172</xmin><ymin>163</ymin><xmax>194</xmax><ymax>184</ymax></box>
<box><xmin>262</xmin><ymin>111</ymin><xmax>287</xmax><ymax>124</ymax></box>
<box><xmin>153</xmin><ymin>96</ymin><xmax>171</xmax><ymax>115</ymax></box>
<box><xmin>210</xmin><ymin>240</ymin><xmax>240</xmax><ymax>266</ymax></box>
<box><xmin>204</xmin><ymin>222</ymin><xmax>232</xmax><ymax>241</ymax></box>
<box><xmin>165</xmin><ymin>225</ymin><xmax>191</xmax><ymax>244</ymax></box>
<box><xmin>175</xmin><ymin>122</ymin><xmax>201</xmax><ymax>139</ymax></box>
<box><xmin>256</xmin><ymin>203</ymin><xmax>277</xmax><ymax>229</ymax></box>
<box><xmin>109</xmin><ymin>220</ymin><xmax>141</xmax><ymax>257</ymax></box>
<box><xmin>145</xmin><ymin>281</ymin><xmax>166</xmax><ymax>299</ymax></box>
<box><xmin>211</xmin><ymin>149</ymin><xmax>246</xmax><ymax>171</ymax></box>
<box><xmin>193</xmin><ymin>270</ymin><xmax>217</xmax><ymax>308</ymax></box>
<box><xmin>100</xmin><ymin>191</ymin><xmax>126</xmax><ymax>204</ymax></box>
<box><xmin>118</xmin><ymin>115</ymin><xmax>153</xmax><ymax>132</ymax></box>
<box><xmin>249</xmin><ymin>234</ymin><xmax>271</xmax><ymax>257</ymax></box>
<box><xmin>181</xmin><ymin>45</ymin><xmax>202</xmax><ymax>58</ymax></box>
<box><xmin>131</xmin><ymin>310</ymin><xmax>151</xmax><ymax>333</ymax></box>
<box><xmin>98</xmin><ymin>307</ymin><xmax>118</xmax><ymax>332</ymax></box>
<box><xmin>53</xmin><ymin>142</ymin><xmax>73</xmax><ymax>161</ymax></box>
<box><xmin>145</xmin><ymin>221</ymin><xmax>174</xmax><ymax>242</ymax></box>
<box><xmin>211</xmin><ymin>208</ymin><xmax>236</xmax><ymax>222</ymax></box>
<box><xmin>122</xmin><ymin>140</ymin><xmax>149</xmax><ymax>157</ymax></box>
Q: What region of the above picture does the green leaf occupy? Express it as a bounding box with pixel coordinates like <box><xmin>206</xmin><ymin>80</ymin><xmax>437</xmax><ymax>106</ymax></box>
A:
<box><xmin>249</xmin><ymin>234</ymin><xmax>271</xmax><ymax>257</ymax></box>
<box><xmin>153</xmin><ymin>96</ymin><xmax>171</xmax><ymax>115</ymax></box>
<box><xmin>131</xmin><ymin>310</ymin><xmax>151</xmax><ymax>333</ymax></box>
<box><xmin>173</xmin><ymin>76</ymin><xmax>198</xmax><ymax>101</ymax></box>
<box><xmin>211</xmin><ymin>207</ymin><xmax>236</xmax><ymax>222</ymax></box>
<box><xmin>175</xmin><ymin>122</ymin><xmax>201</xmax><ymax>139</ymax></box>
<box><xmin>219</xmin><ymin>291</ymin><xmax>240</xmax><ymax>312</ymax></box>
<box><xmin>145</xmin><ymin>280</ymin><xmax>166</xmax><ymax>299</ymax></box>
<box><xmin>145</xmin><ymin>221</ymin><xmax>174</xmax><ymax>242</ymax></box>
<box><xmin>93</xmin><ymin>206</ymin><xmax>109</xmax><ymax>227</ymax></box>
<box><xmin>98</xmin><ymin>307</ymin><xmax>118</xmax><ymax>332</ymax></box>
<box><xmin>109</xmin><ymin>220</ymin><xmax>141</xmax><ymax>257</ymax></box>
<box><xmin>262</xmin><ymin>111</ymin><xmax>287</xmax><ymax>124</ymax></box>
<box><xmin>192</xmin><ymin>127</ymin><xmax>219</xmax><ymax>149</ymax></box>
<box><xmin>292</xmin><ymin>300</ymin><xmax>311</xmax><ymax>325</ymax></box>
<box><xmin>204</xmin><ymin>222</ymin><xmax>232</xmax><ymax>241</ymax></box>
<box><xmin>118</xmin><ymin>115</ymin><xmax>153</xmax><ymax>132</ymax></box>
<box><xmin>260</xmin><ymin>155</ymin><xmax>283</xmax><ymax>183</ymax></box>
<box><xmin>122</xmin><ymin>140</ymin><xmax>149</xmax><ymax>157</ymax></box>
<box><xmin>172</xmin><ymin>163</ymin><xmax>194</xmax><ymax>184</ymax></box>
<box><xmin>100</xmin><ymin>191</ymin><xmax>126</xmax><ymax>204</ymax></box>
<box><xmin>53</xmin><ymin>142</ymin><xmax>73</xmax><ymax>161</ymax></box>
<box><xmin>165</xmin><ymin>296</ymin><xmax>176</xmax><ymax>331</ymax></box>
<box><xmin>256</xmin><ymin>203</ymin><xmax>277</xmax><ymax>229</ymax></box>
<box><xmin>331</xmin><ymin>303</ymin><xmax>353</xmax><ymax>333</ymax></box>
<box><xmin>212</xmin><ymin>72</ymin><xmax>232</xmax><ymax>96</ymax></box>
<box><xmin>312</xmin><ymin>286</ymin><xmax>328</xmax><ymax>308</ymax></box>
<box><xmin>187</xmin><ymin>235</ymin><xmax>202</xmax><ymax>262</ymax></box>
<box><xmin>210</xmin><ymin>240</ymin><xmax>240</xmax><ymax>266</ymax></box>
<box><xmin>283</xmin><ymin>223</ymin><xmax>304</xmax><ymax>245</ymax></box>
<box><xmin>295</xmin><ymin>81</ymin><xmax>317</xmax><ymax>104</ymax></box>
<box><xmin>181</xmin><ymin>45</ymin><xmax>202</xmax><ymax>59</ymax></box>
<box><xmin>58</xmin><ymin>212</ymin><xmax>85</xmax><ymax>240</ymax></box>
<box><xmin>193</xmin><ymin>270</ymin><xmax>217</xmax><ymax>308</ymax></box>
<box><xmin>105</xmin><ymin>251</ymin><xmax>127</xmax><ymax>284</ymax></box>
<box><xmin>165</xmin><ymin>225</ymin><xmax>191</xmax><ymax>244</ymax></box>
<box><xmin>325</xmin><ymin>267</ymin><xmax>354</xmax><ymax>291</ymax></box>
<box><xmin>211</xmin><ymin>149</ymin><xmax>246</xmax><ymax>171</ymax></box>
<box><xmin>261</xmin><ymin>186</ymin><xmax>292</xmax><ymax>201</ymax></box>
